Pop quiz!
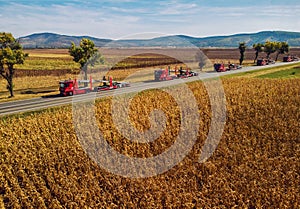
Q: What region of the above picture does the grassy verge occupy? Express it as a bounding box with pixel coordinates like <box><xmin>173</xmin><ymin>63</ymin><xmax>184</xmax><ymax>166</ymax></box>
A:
<box><xmin>257</xmin><ymin>66</ymin><xmax>300</xmax><ymax>78</ymax></box>
<box><xmin>223</xmin><ymin>62</ymin><xmax>300</xmax><ymax>78</ymax></box>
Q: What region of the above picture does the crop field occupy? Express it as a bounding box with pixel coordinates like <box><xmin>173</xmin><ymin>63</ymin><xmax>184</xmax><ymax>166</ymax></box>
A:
<box><xmin>0</xmin><ymin>77</ymin><xmax>299</xmax><ymax>208</ymax></box>
<box><xmin>0</xmin><ymin>47</ymin><xmax>299</xmax><ymax>102</ymax></box>
<box><xmin>13</xmin><ymin>48</ymin><xmax>300</xmax><ymax>77</ymax></box>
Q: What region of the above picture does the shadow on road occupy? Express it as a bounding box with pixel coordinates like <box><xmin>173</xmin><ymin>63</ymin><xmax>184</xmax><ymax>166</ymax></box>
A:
<box><xmin>21</xmin><ymin>90</ymin><xmax>56</xmax><ymax>95</ymax></box>
<box><xmin>42</xmin><ymin>94</ymin><xmax>62</xmax><ymax>98</ymax></box>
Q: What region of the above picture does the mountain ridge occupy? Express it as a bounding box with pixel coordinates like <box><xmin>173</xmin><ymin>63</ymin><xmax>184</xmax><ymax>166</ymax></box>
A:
<box><xmin>18</xmin><ymin>31</ymin><xmax>300</xmax><ymax>48</ymax></box>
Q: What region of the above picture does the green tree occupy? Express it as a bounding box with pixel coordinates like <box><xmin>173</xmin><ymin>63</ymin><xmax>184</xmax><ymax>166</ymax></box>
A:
<box><xmin>239</xmin><ymin>42</ymin><xmax>246</xmax><ymax>65</ymax></box>
<box><xmin>69</xmin><ymin>38</ymin><xmax>103</xmax><ymax>81</ymax></box>
<box><xmin>253</xmin><ymin>43</ymin><xmax>264</xmax><ymax>63</ymax></box>
<box><xmin>0</xmin><ymin>32</ymin><xmax>28</xmax><ymax>97</ymax></box>
<box><xmin>195</xmin><ymin>50</ymin><xmax>208</xmax><ymax>71</ymax></box>
<box><xmin>263</xmin><ymin>41</ymin><xmax>277</xmax><ymax>59</ymax></box>
<box><xmin>275</xmin><ymin>41</ymin><xmax>289</xmax><ymax>61</ymax></box>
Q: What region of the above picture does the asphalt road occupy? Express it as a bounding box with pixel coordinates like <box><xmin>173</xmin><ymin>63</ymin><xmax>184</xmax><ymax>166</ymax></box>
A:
<box><xmin>0</xmin><ymin>61</ymin><xmax>298</xmax><ymax>117</ymax></box>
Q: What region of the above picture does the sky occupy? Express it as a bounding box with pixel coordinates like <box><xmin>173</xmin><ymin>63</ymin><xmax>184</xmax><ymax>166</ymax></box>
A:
<box><xmin>0</xmin><ymin>0</ymin><xmax>300</xmax><ymax>39</ymax></box>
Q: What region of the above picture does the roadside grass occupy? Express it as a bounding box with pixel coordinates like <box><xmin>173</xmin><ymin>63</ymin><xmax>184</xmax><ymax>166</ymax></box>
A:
<box><xmin>0</xmin><ymin>89</ymin><xmax>59</xmax><ymax>102</ymax></box>
<box><xmin>0</xmin><ymin>74</ymin><xmax>74</xmax><ymax>102</ymax></box>
<box><xmin>256</xmin><ymin>66</ymin><xmax>300</xmax><ymax>78</ymax></box>
<box><xmin>222</xmin><ymin>62</ymin><xmax>300</xmax><ymax>78</ymax></box>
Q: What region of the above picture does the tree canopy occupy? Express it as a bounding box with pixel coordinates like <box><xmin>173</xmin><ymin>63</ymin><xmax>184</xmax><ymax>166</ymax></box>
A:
<box><xmin>253</xmin><ymin>43</ymin><xmax>264</xmax><ymax>63</ymax></box>
<box><xmin>263</xmin><ymin>41</ymin><xmax>277</xmax><ymax>59</ymax></box>
<box><xmin>69</xmin><ymin>38</ymin><xmax>103</xmax><ymax>80</ymax></box>
<box><xmin>275</xmin><ymin>41</ymin><xmax>289</xmax><ymax>61</ymax></box>
<box><xmin>0</xmin><ymin>32</ymin><xmax>28</xmax><ymax>97</ymax></box>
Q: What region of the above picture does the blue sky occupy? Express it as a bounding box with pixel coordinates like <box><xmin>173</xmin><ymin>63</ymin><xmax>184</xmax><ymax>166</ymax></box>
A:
<box><xmin>0</xmin><ymin>0</ymin><xmax>299</xmax><ymax>39</ymax></box>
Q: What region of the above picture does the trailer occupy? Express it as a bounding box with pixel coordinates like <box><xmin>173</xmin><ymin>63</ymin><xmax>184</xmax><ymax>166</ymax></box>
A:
<box><xmin>94</xmin><ymin>76</ymin><xmax>130</xmax><ymax>92</ymax></box>
<box><xmin>176</xmin><ymin>67</ymin><xmax>198</xmax><ymax>78</ymax></box>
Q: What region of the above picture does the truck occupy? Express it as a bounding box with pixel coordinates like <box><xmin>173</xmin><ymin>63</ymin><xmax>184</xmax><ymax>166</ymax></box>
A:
<box><xmin>59</xmin><ymin>76</ymin><xmax>130</xmax><ymax>96</ymax></box>
<box><xmin>154</xmin><ymin>68</ymin><xmax>176</xmax><ymax>81</ymax></box>
<box><xmin>257</xmin><ymin>58</ymin><xmax>275</xmax><ymax>66</ymax></box>
<box><xmin>214</xmin><ymin>62</ymin><xmax>242</xmax><ymax>72</ymax></box>
<box><xmin>59</xmin><ymin>77</ymin><xmax>93</xmax><ymax>96</ymax></box>
<box><xmin>283</xmin><ymin>55</ymin><xmax>299</xmax><ymax>62</ymax></box>
<box><xmin>154</xmin><ymin>66</ymin><xmax>198</xmax><ymax>81</ymax></box>
<box><xmin>214</xmin><ymin>63</ymin><xmax>226</xmax><ymax>72</ymax></box>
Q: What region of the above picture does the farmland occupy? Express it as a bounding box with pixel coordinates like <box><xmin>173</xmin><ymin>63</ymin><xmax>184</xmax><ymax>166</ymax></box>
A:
<box><xmin>1</xmin><ymin>47</ymin><xmax>300</xmax><ymax>101</ymax></box>
<box><xmin>0</xmin><ymin>47</ymin><xmax>299</xmax><ymax>208</ymax></box>
<box><xmin>0</xmin><ymin>77</ymin><xmax>299</xmax><ymax>208</ymax></box>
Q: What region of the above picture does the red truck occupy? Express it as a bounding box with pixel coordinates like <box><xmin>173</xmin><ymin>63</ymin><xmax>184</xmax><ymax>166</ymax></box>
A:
<box><xmin>59</xmin><ymin>76</ymin><xmax>130</xmax><ymax>96</ymax></box>
<box><xmin>283</xmin><ymin>55</ymin><xmax>299</xmax><ymax>62</ymax></box>
<box><xmin>59</xmin><ymin>77</ymin><xmax>93</xmax><ymax>96</ymax></box>
<box><xmin>257</xmin><ymin>58</ymin><xmax>275</xmax><ymax>66</ymax></box>
<box><xmin>214</xmin><ymin>62</ymin><xmax>242</xmax><ymax>72</ymax></box>
<box><xmin>154</xmin><ymin>66</ymin><xmax>198</xmax><ymax>81</ymax></box>
<box><xmin>154</xmin><ymin>68</ymin><xmax>176</xmax><ymax>81</ymax></box>
<box><xmin>214</xmin><ymin>63</ymin><xmax>226</xmax><ymax>72</ymax></box>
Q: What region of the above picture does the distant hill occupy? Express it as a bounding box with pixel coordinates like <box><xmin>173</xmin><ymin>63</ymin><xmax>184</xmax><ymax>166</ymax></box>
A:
<box><xmin>18</xmin><ymin>33</ymin><xmax>111</xmax><ymax>48</ymax></box>
<box><xmin>18</xmin><ymin>31</ymin><xmax>300</xmax><ymax>48</ymax></box>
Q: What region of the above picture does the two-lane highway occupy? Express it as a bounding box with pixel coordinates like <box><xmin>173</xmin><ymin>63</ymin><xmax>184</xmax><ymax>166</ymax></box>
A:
<box><xmin>0</xmin><ymin>61</ymin><xmax>298</xmax><ymax>116</ymax></box>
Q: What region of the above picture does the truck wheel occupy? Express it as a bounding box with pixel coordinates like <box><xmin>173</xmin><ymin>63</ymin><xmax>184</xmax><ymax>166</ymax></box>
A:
<box><xmin>69</xmin><ymin>91</ymin><xmax>73</xmax><ymax>96</ymax></box>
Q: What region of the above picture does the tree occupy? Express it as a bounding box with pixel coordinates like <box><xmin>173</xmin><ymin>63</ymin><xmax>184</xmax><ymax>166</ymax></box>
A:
<box><xmin>263</xmin><ymin>41</ymin><xmax>277</xmax><ymax>59</ymax></box>
<box><xmin>239</xmin><ymin>42</ymin><xmax>246</xmax><ymax>65</ymax></box>
<box><xmin>253</xmin><ymin>43</ymin><xmax>264</xmax><ymax>63</ymax></box>
<box><xmin>0</xmin><ymin>32</ymin><xmax>28</xmax><ymax>97</ymax></box>
<box><xmin>275</xmin><ymin>41</ymin><xmax>289</xmax><ymax>61</ymax></box>
<box><xmin>195</xmin><ymin>50</ymin><xmax>208</xmax><ymax>71</ymax></box>
<box><xmin>69</xmin><ymin>38</ymin><xmax>102</xmax><ymax>81</ymax></box>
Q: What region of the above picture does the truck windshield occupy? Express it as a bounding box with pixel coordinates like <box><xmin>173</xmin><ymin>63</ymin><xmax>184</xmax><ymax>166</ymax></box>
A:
<box><xmin>60</xmin><ymin>83</ymin><xmax>69</xmax><ymax>88</ymax></box>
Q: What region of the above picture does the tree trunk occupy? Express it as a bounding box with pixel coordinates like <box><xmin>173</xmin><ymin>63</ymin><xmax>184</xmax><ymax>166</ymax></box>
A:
<box><xmin>239</xmin><ymin>53</ymin><xmax>244</xmax><ymax>65</ymax></box>
<box><xmin>254</xmin><ymin>51</ymin><xmax>258</xmax><ymax>63</ymax></box>
<box><xmin>8</xmin><ymin>83</ymin><xmax>14</xmax><ymax>97</ymax></box>
<box><xmin>275</xmin><ymin>52</ymin><xmax>280</xmax><ymax>61</ymax></box>
<box><xmin>8</xmin><ymin>66</ymin><xmax>15</xmax><ymax>97</ymax></box>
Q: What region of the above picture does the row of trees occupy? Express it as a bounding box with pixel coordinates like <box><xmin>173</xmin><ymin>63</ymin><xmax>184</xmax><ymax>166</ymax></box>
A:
<box><xmin>253</xmin><ymin>41</ymin><xmax>289</xmax><ymax>62</ymax></box>
<box><xmin>239</xmin><ymin>41</ymin><xmax>290</xmax><ymax>65</ymax></box>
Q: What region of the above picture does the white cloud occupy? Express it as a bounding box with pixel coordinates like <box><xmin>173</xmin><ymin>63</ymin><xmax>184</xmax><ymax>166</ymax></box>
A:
<box><xmin>157</xmin><ymin>0</ymin><xmax>198</xmax><ymax>15</ymax></box>
<box><xmin>0</xmin><ymin>1</ymin><xmax>299</xmax><ymax>39</ymax></box>
<box><xmin>103</xmin><ymin>6</ymin><xmax>148</xmax><ymax>14</ymax></box>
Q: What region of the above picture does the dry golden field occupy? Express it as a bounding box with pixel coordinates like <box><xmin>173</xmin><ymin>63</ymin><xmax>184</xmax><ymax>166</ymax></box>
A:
<box><xmin>1</xmin><ymin>48</ymin><xmax>300</xmax><ymax>101</ymax></box>
<box><xmin>0</xmin><ymin>77</ymin><xmax>299</xmax><ymax>208</ymax></box>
